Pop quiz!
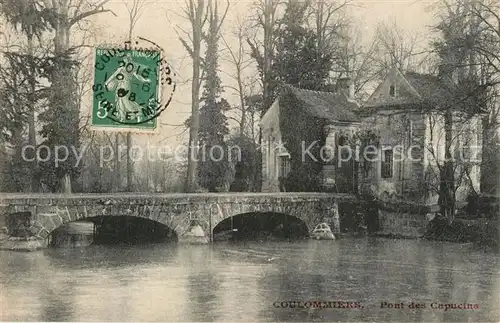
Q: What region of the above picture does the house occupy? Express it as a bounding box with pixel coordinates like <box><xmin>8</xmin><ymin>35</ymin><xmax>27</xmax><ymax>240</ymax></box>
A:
<box><xmin>260</xmin><ymin>67</ymin><xmax>482</xmax><ymax>205</ymax></box>
<box><xmin>259</xmin><ymin>78</ymin><xmax>360</xmax><ymax>193</ymax></box>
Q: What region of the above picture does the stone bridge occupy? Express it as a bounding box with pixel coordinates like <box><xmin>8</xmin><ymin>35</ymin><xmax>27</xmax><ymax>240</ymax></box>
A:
<box><xmin>0</xmin><ymin>192</ymin><xmax>356</xmax><ymax>247</ymax></box>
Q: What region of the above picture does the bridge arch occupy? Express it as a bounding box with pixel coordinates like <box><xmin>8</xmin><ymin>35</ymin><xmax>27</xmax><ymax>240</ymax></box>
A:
<box><xmin>25</xmin><ymin>204</ymin><xmax>195</xmax><ymax>241</ymax></box>
<box><xmin>193</xmin><ymin>199</ymin><xmax>325</xmax><ymax>239</ymax></box>
<box><xmin>49</xmin><ymin>216</ymin><xmax>179</xmax><ymax>245</ymax></box>
<box><xmin>213</xmin><ymin>212</ymin><xmax>310</xmax><ymax>240</ymax></box>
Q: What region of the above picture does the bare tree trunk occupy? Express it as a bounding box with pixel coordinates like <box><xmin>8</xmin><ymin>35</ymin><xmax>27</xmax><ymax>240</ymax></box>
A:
<box><xmin>27</xmin><ymin>29</ymin><xmax>38</xmax><ymax>193</ymax></box>
<box><xmin>316</xmin><ymin>0</ymin><xmax>324</xmax><ymax>51</ymax></box>
<box><xmin>254</xmin><ymin>0</ymin><xmax>275</xmax><ymax>192</ymax></box>
<box><xmin>146</xmin><ymin>137</ymin><xmax>150</xmax><ymax>191</ymax></box>
<box><xmin>185</xmin><ymin>0</ymin><xmax>206</xmax><ymax>193</ymax></box>
<box><xmin>185</xmin><ymin>45</ymin><xmax>201</xmax><ymax>192</ymax></box>
<box><xmin>442</xmin><ymin>108</ymin><xmax>456</xmax><ymax>223</ymax></box>
<box><xmin>221</xmin><ymin>20</ymin><xmax>252</xmax><ymax>137</ymax></box>
<box><xmin>126</xmin><ymin>109</ymin><xmax>132</xmax><ymax>191</ymax></box>
<box><xmin>467</xmin><ymin>0</ymin><xmax>478</xmax><ymax>79</ymax></box>
<box><xmin>114</xmin><ymin>133</ymin><xmax>121</xmax><ymax>191</ymax></box>
<box><xmin>262</xmin><ymin>0</ymin><xmax>272</xmax><ymax>111</ymax></box>
<box><xmin>126</xmin><ymin>4</ymin><xmax>135</xmax><ymax>192</ymax></box>
<box><xmin>238</xmin><ymin>73</ymin><xmax>246</xmax><ymax>137</ymax></box>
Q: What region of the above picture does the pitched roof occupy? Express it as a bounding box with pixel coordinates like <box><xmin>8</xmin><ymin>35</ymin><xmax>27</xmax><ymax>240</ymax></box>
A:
<box><xmin>405</xmin><ymin>72</ymin><xmax>440</xmax><ymax>99</ymax></box>
<box><xmin>363</xmin><ymin>67</ymin><xmax>454</xmax><ymax>110</ymax></box>
<box><xmin>283</xmin><ymin>84</ymin><xmax>360</xmax><ymax>123</ymax></box>
<box><xmin>259</xmin><ymin>97</ymin><xmax>279</xmax><ymax>129</ymax></box>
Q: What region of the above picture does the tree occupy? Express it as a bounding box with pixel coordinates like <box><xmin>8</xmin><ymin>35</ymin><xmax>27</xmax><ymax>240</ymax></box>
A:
<box><xmin>427</xmin><ymin>0</ymin><xmax>496</xmax><ymax>223</ymax></box>
<box><xmin>197</xmin><ymin>0</ymin><xmax>230</xmax><ymax>192</ymax></box>
<box><xmin>33</xmin><ymin>0</ymin><xmax>114</xmax><ymax>192</ymax></box>
<box><xmin>0</xmin><ymin>140</ymin><xmax>8</xmax><ymax>191</ymax></box>
<box><xmin>273</xmin><ymin>1</ymin><xmax>333</xmax><ymax>90</ymax></box>
<box><xmin>0</xmin><ymin>0</ymin><xmax>60</xmax><ymax>192</ymax></box>
<box><xmin>122</xmin><ymin>0</ymin><xmax>148</xmax><ymax>192</ymax></box>
<box><xmin>227</xmin><ymin>134</ymin><xmax>261</xmax><ymax>192</ymax></box>
<box><xmin>133</xmin><ymin>158</ymin><xmax>184</xmax><ymax>192</ymax></box>
<box><xmin>332</xmin><ymin>24</ymin><xmax>379</xmax><ymax>100</ymax></box>
<box><xmin>220</xmin><ymin>16</ymin><xmax>257</xmax><ymax>138</ymax></box>
<box><xmin>174</xmin><ymin>0</ymin><xmax>209</xmax><ymax>192</ymax></box>
<box><xmin>372</xmin><ymin>20</ymin><xmax>426</xmax><ymax>77</ymax></box>
<box><xmin>309</xmin><ymin>0</ymin><xmax>351</xmax><ymax>54</ymax></box>
<box><xmin>467</xmin><ymin>0</ymin><xmax>500</xmax><ymax>194</ymax></box>
<box><xmin>0</xmin><ymin>0</ymin><xmax>56</xmax><ymax>192</ymax></box>
<box><xmin>246</xmin><ymin>0</ymin><xmax>283</xmax><ymax>116</ymax></box>
<box><xmin>249</xmin><ymin>0</ymin><xmax>334</xmax><ymax>108</ymax></box>
<box><xmin>245</xmin><ymin>0</ymin><xmax>283</xmax><ymax>192</ymax></box>
<box><xmin>79</xmin><ymin>132</ymin><xmax>115</xmax><ymax>193</ymax></box>
<box><xmin>0</xmin><ymin>49</ymin><xmax>52</xmax><ymax>192</ymax></box>
<box><xmin>220</xmin><ymin>15</ymin><xmax>263</xmax><ymax>191</ymax></box>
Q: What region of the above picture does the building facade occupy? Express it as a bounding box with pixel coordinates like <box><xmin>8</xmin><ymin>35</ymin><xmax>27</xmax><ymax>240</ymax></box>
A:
<box><xmin>260</xmin><ymin>67</ymin><xmax>482</xmax><ymax>205</ymax></box>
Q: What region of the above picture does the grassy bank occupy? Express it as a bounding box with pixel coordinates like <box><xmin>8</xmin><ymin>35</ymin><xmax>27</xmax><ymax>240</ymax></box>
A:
<box><xmin>423</xmin><ymin>216</ymin><xmax>499</xmax><ymax>252</ymax></box>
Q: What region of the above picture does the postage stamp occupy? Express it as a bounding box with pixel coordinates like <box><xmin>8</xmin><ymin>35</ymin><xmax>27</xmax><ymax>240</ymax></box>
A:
<box><xmin>90</xmin><ymin>37</ymin><xmax>176</xmax><ymax>131</ymax></box>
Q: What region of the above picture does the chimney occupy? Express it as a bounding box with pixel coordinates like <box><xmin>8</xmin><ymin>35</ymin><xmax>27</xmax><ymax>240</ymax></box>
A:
<box><xmin>336</xmin><ymin>77</ymin><xmax>355</xmax><ymax>100</ymax></box>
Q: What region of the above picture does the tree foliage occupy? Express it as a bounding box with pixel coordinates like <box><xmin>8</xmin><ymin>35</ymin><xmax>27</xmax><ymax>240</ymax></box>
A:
<box><xmin>196</xmin><ymin>1</ymin><xmax>230</xmax><ymax>192</ymax></box>
<box><xmin>0</xmin><ymin>0</ymin><xmax>56</xmax><ymax>39</ymax></box>
<box><xmin>0</xmin><ymin>0</ymin><xmax>114</xmax><ymax>193</ymax></box>
<box><xmin>273</xmin><ymin>1</ymin><xmax>333</xmax><ymax>91</ymax></box>
<box><xmin>37</xmin><ymin>54</ymin><xmax>81</xmax><ymax>192</ymax></box>
<box><xmin>227</xmin><ymin>134</ymin><xmax>260</xmax><ymax>192</ymax></box>
<box><xmin>248</xmin><ymin>0</ymin><xmax>333</xmax><ymax>116</ymax></box>
<box><xmin>428</xmin><ymin>0</ymin><xmax>499</xmax><ymax>222</ymax></box>
<box><xmin>279</xmin><ymin>91</ymin><xmax>326</xmax><ymax>192</ymax></box>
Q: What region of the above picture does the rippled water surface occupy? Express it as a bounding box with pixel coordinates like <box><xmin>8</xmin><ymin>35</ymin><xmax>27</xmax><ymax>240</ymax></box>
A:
<box><xmin>1</xmin><ymin>238</ymin><xmax>499</xmax><ymax>322</ymax></box>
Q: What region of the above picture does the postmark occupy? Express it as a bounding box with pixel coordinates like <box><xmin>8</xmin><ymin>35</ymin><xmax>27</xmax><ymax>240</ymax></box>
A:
<box><xmin>91</xmin><ymin>37</ymin><xmax>176</xmax><ymax>130</ymax></box>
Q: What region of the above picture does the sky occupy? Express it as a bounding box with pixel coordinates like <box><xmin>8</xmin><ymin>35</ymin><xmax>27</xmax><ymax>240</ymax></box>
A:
<box><xmin>86</xmin><ymin>0</ymin><xmax>438</xmax><ymax>147</ymax></box>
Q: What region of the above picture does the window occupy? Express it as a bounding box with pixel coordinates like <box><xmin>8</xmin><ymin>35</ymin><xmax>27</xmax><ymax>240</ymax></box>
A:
<box><xmin>381</xmin><ymin>149</ymin><xmax>393</xmax><ymax>179</ymax></box>
<box><xmin>389</xmin><ymin>85</ymin><xmax>396</xmax><ymax>97</ymax></box>
<box><xmin>338</xmin><ymin>135</ymin><xmax>347</xmax><ymax>146</ymax></box>
<box><xmin>279</xmin><ymin>155</ymin><xmax>291</xmax><ymax>178</ymax></box>
<box><xmin>406</xmin><ymin>119</ymin><xmax>413</xmax><ymax>144</ymax></box>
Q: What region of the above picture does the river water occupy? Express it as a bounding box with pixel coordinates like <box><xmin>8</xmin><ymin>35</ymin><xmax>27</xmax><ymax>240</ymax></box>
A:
<box><xmin>1</xmin><ymin>237</ymin><xmax>499</xmax><ymax>322</ymax></box>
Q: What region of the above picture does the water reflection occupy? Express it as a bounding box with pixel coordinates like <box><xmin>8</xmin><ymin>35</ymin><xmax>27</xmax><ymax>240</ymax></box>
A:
<box><xmin>39</xmin><ymin>275</ymin><xmax>76</xmax><ymax>322</ymax></box>
<box><xmin>0</xmin><ymin>238</ymin><xmax>498</xmax><ymax>322</ymax></box>
<box><xmin>52</xmin><ymin>243</ymin><xmax>181</xmax><ymax>271</ymax></box>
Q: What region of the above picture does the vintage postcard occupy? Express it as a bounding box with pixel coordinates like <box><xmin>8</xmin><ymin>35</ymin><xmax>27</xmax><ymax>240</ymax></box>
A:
<box><xmin>0</xmin><ymin>0</ymin><xmax>499</xmax><ymax>322</ymax></box>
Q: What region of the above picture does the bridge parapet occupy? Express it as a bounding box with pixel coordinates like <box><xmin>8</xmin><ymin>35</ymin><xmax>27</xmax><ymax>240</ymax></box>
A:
<box><xmin>0</xmin><ymin>192</ymin><xmax>355</xmax><ymax>203</ymax></box>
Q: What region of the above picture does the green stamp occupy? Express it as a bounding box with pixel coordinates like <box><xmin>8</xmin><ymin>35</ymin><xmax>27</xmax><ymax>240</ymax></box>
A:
<box><xmin>91</xmin><ymin>45</ymin><xmax>174</xmax><ymax>130</ymax></box>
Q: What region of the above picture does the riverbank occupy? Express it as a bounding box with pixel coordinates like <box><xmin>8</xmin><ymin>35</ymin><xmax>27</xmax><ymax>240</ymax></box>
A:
<box><xmin>422</xmin><ymin>217</ymin><xmax>499</xmax><ymax>252</ymax></box>
<box><xmin>0</xmin><ymin>234</ymin><xmax>46</xmax><ymax>251</ymax></box>
<box><xmin>346</xmin><ymin>196</ymin><xmax>500</xmax><ymax>252</ymax></box>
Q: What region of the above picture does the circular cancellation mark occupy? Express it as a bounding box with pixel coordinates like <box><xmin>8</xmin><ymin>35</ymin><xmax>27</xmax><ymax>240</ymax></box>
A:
<box><xmin>92</xmin><ymin>37</ymin><xmax>176</xmax><ymax>126</ymax></box>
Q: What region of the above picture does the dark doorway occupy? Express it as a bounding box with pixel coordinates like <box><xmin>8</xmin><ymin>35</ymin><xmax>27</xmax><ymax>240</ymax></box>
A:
<box><xmin>336</xmin><ymin>157</ymin><xmax>358</xmax><ymax>193</ymax></box>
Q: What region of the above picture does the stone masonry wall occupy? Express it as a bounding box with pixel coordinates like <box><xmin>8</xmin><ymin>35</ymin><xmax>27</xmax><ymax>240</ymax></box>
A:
<box><xmin>359</xmin><ymin>110</ymin><xmax>427</xmax><ymax>202</ymax></box>
<box><xmin>0</xmin><ymin>193</ymin><xmax>355</xmax><ymax>243</ymax></box>
<box><xmin>374</xmin><ymin>201</ymin><xmax>439</xmax><ymax>238</ymax></box>
<box><xmin>377</xmin><ymin>210</ymin><xmax>431</xmax><ymax>238</ymax></box>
